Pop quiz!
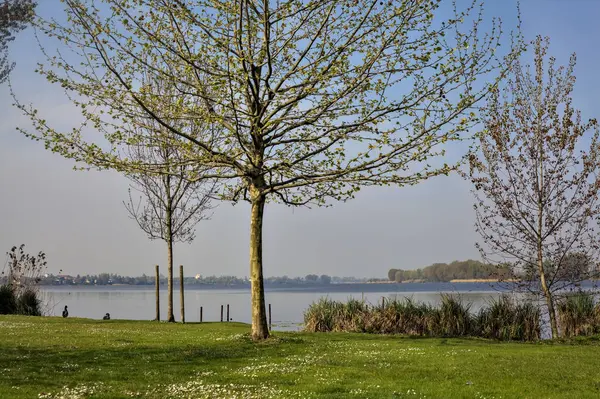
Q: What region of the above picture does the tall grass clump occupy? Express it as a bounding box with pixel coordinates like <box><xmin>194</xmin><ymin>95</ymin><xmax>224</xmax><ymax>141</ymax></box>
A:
<box><xmin>432</xmin><ymin>294</ymin><xmax>473</xmax><ymax>337</ymax></box>
<box><xmin>558</xmin><ymin>292</ymin><xmax>599</xmax><ymax>338</ymax></box>
<box><xmin>384</xmin><ymin>297</ymin><xmax>434</xmax><ymax>335</ymax></box>
<box><xmin>476</xmin><ymin>295</ymin><xmax>540</xmax><ymax>341</ymax></box>
<box><xmin>303</xmin><ymin>298</ymin><xmax>343</xmax><ymax>332</ymax></box>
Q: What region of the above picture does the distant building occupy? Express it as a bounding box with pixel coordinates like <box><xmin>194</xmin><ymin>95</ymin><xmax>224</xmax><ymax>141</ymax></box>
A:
<box><xmin>54</xmin><ymin>275</ymin><xmax>74</xmax><ymax>285</ymax></box>
<box><xmin>195</xmin><ymin>274</ymin><xmax>202</xmax><ymax>280</ymax></box>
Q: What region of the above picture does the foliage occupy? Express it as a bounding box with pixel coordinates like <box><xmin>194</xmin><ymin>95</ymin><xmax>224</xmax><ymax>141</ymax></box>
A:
<box><xmin>0</xmin><ymin>0</ymin><xmax>36</xmax><ymax>84</ymax></box>
<box><xmin>388</xmin><ymin>259</ymin><xmax>512</xmax><ymax>282</ymax></box>
<box><xmin>19</xmin><ymin>0</ymin><xmax>519</xmax><ymax>340</ymax></box>
<box><xmin>557</xmin><ymin>292</ymin><xmax>599</xmax><ymax>338</ymax></box>
<box><xmin>466</xmin><ymin>36</ymin><xmax>600</xmax><ymax>338</ymax></box>
<box><xmin>476</xmin><ymin>295</ymin><xmax>540</xmax><ymax>341</ymax></box>
<box><xmin>2</xmin><ymin>317</ymin><xmax>600</xmax><ymax>398</ymax></box>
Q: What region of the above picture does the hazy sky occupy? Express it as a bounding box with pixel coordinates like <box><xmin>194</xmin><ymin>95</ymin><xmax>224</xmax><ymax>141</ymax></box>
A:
<box><xmin>1</xmin><ymin>0</ymin><xmax>599</xmax><ymax>278</ymax></box>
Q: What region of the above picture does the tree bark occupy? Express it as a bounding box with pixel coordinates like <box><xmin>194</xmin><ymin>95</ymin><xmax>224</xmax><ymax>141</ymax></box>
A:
<box><xmin>249</xmin><ymin>192</ymin><xmax>269</xmax><ymax>340</ymax></box>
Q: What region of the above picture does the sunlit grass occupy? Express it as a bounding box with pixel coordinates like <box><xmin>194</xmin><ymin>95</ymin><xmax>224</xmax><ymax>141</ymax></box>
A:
<box><xmin>1</xmin><ymin>315</ymin><xmax>600</xmax><ymax>398</ymax></box>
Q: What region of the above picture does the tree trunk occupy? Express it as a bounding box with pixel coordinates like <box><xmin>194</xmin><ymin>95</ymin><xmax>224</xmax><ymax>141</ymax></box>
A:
<box><xmin>167</xmin><ymin>238</ymin><xmax>175</xmax><ymax>322</ymax></box>
<box><xmin>249</xmin><ymin>193</ymin><xmax>269</xmax><ymax>340</ymax></box>
<box><xmin>179</xmin><ymin>264</ymin><xmax>185</xmax><ymax>323</ymax></box>
<box><xmin>155</xmin><ymin>264</ymin><xmax>160</xmax><ymax>321</ymax></box>
<box><xmin>538</xmin><ymin>252</ymin><xmax>558</xmax><ymax>338</ymax></box>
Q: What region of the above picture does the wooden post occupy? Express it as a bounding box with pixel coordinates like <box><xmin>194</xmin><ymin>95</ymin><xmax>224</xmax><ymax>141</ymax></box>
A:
<box><xmin>155</xmin><ymin>265</ymin><xmax>160</xmax><ymax>322</ymax></box>
<box><xmin>268</xmin><ymin>303</ymin><xmax>272</xmax><ymax>331</ymax></box>
<box><xmin>200</xmin><ymin>306</ymin><xmax>203</xmax><ymax>323</ymax></box>
<box><xmin>226</xmin><ymin>304</ymin><xmax>230</xmax><ymax>322</ymax></box>
<box><xmin>179</xmin><ymin>265</ymin><xmax>185</xmax><ymax>323</ymax></box>
<box><xmin>220</xmin><ymin>305</ymin><xmax>224</xmax><ymax>322</ymax></box>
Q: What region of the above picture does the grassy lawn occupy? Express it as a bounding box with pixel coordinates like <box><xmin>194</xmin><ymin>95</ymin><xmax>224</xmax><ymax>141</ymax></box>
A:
<box><xmin>1</xmin><ymin>316</ymin><xmax>600</xmax><ymax>398</ymax></box>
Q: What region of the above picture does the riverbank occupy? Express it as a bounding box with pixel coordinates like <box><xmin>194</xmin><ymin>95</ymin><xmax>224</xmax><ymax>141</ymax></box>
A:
<box><xmin>1</xmin><ymin>317</ymin><xmax>600</xmax><ymax>398</ymax></box>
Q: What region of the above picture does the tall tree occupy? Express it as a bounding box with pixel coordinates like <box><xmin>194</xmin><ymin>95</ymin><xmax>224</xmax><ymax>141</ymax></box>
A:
<box><xmin>123</xmin><ymin>67</ymin><xmax>216</xmax><ymax>323</ymax></box>
<box><xmin>467</xmin><ymin>36</ymin><xmax>600</xmax><ymax>338</ymax></box>
<box><xmin>0</xmin><ymin>0</ymin><xmax>36</xmax><ymax>84</ymax></box>
<box><xmin>18</xmin><ymin>0</ymin><xmax>518</xmax><ymax>340</ymax></box>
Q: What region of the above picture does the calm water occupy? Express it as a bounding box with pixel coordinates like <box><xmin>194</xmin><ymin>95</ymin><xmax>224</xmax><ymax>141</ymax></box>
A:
<box><xmin>40</xmin><ymin>283</ymin><xmax>510</xmax><ymax>330</ymax></box>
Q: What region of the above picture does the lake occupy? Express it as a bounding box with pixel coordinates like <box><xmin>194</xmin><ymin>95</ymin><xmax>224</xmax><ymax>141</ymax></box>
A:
<box><xmin>39</xmin><ymin>282</ymin><xmax>515</xmax><ymax>330</ymax></box>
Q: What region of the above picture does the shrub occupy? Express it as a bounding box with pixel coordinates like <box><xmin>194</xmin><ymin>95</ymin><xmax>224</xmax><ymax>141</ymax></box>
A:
<box><xmin>0</xmin><ymin>284</ymin><xmax>17</xmax><ymax>314</ymax></box>
<box><xmin>17</xmin><ymin>288</ymin><xmax>42</xmax><ymax>316</ymax></box>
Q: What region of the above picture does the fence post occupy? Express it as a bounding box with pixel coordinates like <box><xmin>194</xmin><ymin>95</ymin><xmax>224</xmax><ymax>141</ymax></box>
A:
<box><xmin>180</xmin><ymin>265</ymin><xmax>185</xmax><ymax>323</ymax></box>
<box><xmin>155</xmin><ymin>265</ymin><xmax>160</xmax><ymax>322</ymax></box>
<box><xmin>227</xmin><ymin>304</ymin><xmax>230</xmax><ymax>322</ymax></box>
<box><xmin>200</xmin><ymin>306</ymin><xmax>203</xmax><ymax>323</ymax></box>
<box><xmin>221</xmin><ymin>305</ymin><xmax>224</xmax><ymax>322</ymax></box>
<box><xmin>268</xmin><ymin>303</ymin><xmax>272</xmax><ymax>331</ymax></box>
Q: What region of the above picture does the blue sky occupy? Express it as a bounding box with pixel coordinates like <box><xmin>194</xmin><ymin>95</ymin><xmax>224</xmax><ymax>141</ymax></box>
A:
<box><xmin>1</xmin><ymin>0</ymin><xmax>599</xmax><ymax>278</ymax></box>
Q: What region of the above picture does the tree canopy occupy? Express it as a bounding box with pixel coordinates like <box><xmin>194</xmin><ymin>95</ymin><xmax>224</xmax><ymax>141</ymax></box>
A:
<box><xmin>467</xmin><ymin>36</ymin><xmax>600</xmax><ymax>338</ymax></box>
<box><xmin>18</xmin><ymin>0</ymin><xmax>519</xmax><ymax>339</ymax></box>
<box><xmin>388</xmin><ymin>259</ymin><xmax>511</xmax><ymax>282</ymax></box>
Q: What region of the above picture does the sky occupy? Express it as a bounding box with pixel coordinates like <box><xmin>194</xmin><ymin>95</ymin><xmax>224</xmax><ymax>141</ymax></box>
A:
<box><xmin>1</xmin><ymin>0</ymin><xmax>600</xmax><ymax>279</ymax></box>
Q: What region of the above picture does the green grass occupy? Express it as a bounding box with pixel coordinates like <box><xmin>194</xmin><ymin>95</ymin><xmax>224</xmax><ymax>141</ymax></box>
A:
<box><xmin>1</xmin><ymin>316</ymin><xmax>600</xmax><ymax>398</ymax></box>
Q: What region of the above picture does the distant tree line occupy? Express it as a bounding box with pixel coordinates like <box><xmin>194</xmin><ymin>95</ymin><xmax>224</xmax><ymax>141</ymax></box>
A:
<box><xmin>388</xmin><ymin>260</ymin><xmax>512</xmax><ymax>283</ymax></box>
<box><xmin>5</xmin><ymin>273</ymin><xmax>341</xmax><ymax>286</ymax></box>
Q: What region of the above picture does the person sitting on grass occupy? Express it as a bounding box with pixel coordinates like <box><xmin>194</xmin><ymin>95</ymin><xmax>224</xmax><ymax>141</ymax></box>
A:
<box><xmin>62</xmin><ymin>305</ymin><xmax>68</xmax><ymax>318</ymax></box>
<box><xmin>103</xmin><ymin>313</ymin><xmax>110</xmax><ymax>320</ymax></box>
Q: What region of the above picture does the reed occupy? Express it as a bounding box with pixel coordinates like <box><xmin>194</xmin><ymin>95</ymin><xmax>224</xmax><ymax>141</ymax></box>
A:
<box><xmin>476</xmin><ymin>295</ymin><xmax>540</xmax><ymax>341</ymax></box>
<box><xmin>304</xmin><ymin>294</ymin><xmax>549</xmax><ymax>340</ymax></box>
<box><xmin>306</xmin><ymin>295</ymin><xmax>479</xmax><ymax>338</ymax></box>
<box><xmin>557</xmin><ymin>292</ymin><xmax>598</xmax><ymax>338</ymax></box>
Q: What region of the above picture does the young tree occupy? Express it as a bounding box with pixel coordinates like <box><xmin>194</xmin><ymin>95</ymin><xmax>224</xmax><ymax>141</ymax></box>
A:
<box><xmin>124</xmin><ymin>138</ymin><xmax>216</xmax><ymax>323</ymax></box>
<box><xmin>468</xmin><ymin>36</ymin><xmax>600</xmax><ymax>338</ymax></box>
<box><xmin>19</xmin><ymin>0</ymin><xmax>518</xmax><ymax>339</ymax></box>
<box><xmin>123</xmin><ymin>68</ymin><xmax>216</xmax><ymax>322</ymax></box>
<box><xmin>0</xmin><ymin>0</ymin><xmax>36</xmax><ymax>84</ymax></box>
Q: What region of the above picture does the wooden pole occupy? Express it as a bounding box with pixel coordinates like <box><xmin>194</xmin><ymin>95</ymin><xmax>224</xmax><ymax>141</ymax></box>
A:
<box><xmin>227</xmin><ymin>304</ymin><xmax>230</xmax><ymax>322</ymax></box>
<box><xmin>155</xmin><ymin>265</ymin><xmax>160</xmax><ymax>322</ymax></box>
<box><xmin>179</xmin><ymin>265</ymin><xmax>185</xmax><ymax>323</ymax></box>
<box><xmin>268</xmin><ymin>303</ymin><xmax>272</xmax><ymax>331</ymax></box>
<box><xmin>220</xmin><ymin>305</ymin><xmax>223</xmax><ymax>322</ymax></box>
<box><xmin>200</xmin><ymin>306</ymin><xmax>203</xmax><ymax>323</ymax></box>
